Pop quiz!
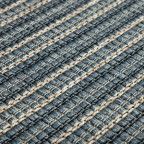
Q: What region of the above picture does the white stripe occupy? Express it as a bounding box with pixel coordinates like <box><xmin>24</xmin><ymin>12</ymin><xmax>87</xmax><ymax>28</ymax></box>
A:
<box><xmin>0</xmin><ymin>18</ymin><xmax>143</xmax><ymax>114</ymax></box>
<box><xmin>0</xmin><ymin>0</ymin><xmax>52</xmax><ymax>27</ymax></box>
<box><xmin>0</xmin><ymin>0</ymin><xmax>75</xmax><ymax>42</ymax></box>
<box><xmin>52</xmin><ymin>74</ymin><xmax>144</xmax><ymax>143</ymax></box>
<box><xmin>0</xmin><ymin>0</ymin><xmax>127</xmax><ymax>73</ymax></box>
<box><xmin>0</xmin><ymin>0</ymin><xmax>101</xmax><ymax>56</ymax></box>
<box><xmin>24</xmin><ymin>71</ymin><xmax>143</xmax><ymax>143</ymax></box>
<box><xmin>0</xmin><ymin>32</ymin><xmax>143</xmax><ymax>136</ymax></box>
<box><xmin>0</xmin><ymin>0</ymin><xmax>27</xmax><ymax>14</ymax></box>
<box><xmin>87</xmin><ymin>97</ymin><xmax>144</xmax><ymax>144</ymax></box>
<box><xmin>126</xmin><ymin>125</ymin><xmax>144</xmax><ymax>143</ymax></box>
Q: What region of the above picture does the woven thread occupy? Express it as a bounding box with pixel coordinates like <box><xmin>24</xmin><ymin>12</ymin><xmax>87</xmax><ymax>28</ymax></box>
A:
<box><xmin>0</xmin><ymin>0</ymin><xmax>144</xmax><ymax>143</ymax></box>
<box><xmin>0</xmin><ymin>0</ymin><xmax>98</xmax><ymax>56</ymax></box>
<box><xmin>0</xmin><ymin>35</ymin><xmax>143</xmax><ymax>134</ymax></box>
<box><xmin>0</xmin><ymin>0</ymin><xmax>52</xmax><ymax>27</ymax></box>
<box><xmin>0</xmin><ymin>0</ymin><xmax>27</xmax><ymax>14</ymax></box>
<box><xmin>52</xmin><ymin>73</ymin><xmax>144</xmax><ymax>143</ymax></box>
<box><xmin>1</xmin><ymin>20</ymin><xmax>143</xmax><ymax>112</ymax></box>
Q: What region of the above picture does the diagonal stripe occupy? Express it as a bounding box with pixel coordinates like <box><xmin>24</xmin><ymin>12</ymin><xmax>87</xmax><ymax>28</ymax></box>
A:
<box><xmin>0</xmin><ymin>32</ymin><xmax>143</xmax><ymax>136</ymax></box>
<box><xmin>74</xmin><ymin>91</ymin><xmax>144</xmax><ymax>144</ymax></box>
<box><xmin>0</xmin><ymin>0</ymin><xmax>128</xmax><ymax>71</ymax></box>
<box><xmin>107</xmin><ymin>112</ymin><xmax>144</xmax><ymax>143</ymax></box>
<box><xmin>1</xmin><ymin>10</ymin><xmax>143</xmax><ymax>91</ymax></box>
<box><xmin>51</xmin><ymin>73</ymin><xmax>144</xmax><ymax>143</ymax></box>
<box><xmin>24</xmin><ymin>74</ymin><xmax>144</xmax><ymax>143</ymax></box>
<box><xmin>0</xmin><ymin>0</ymin><xmax>99</xmax><ymax>56</ymax></box>
<box><xmin>3</xmin><ymin>49</ymin><xmax>142</xmax><ymax>142</ymax></box>
<box><xmin>126</xmin><ymin>125</ymin><xmax>144</xmax><ymax>143</ymax></box>
<box><xmin>0</xmin><ymin>0</ymin><xmax>120</xmax><ymax>60</ymax></box>
<box><xmin>87</xmin><ymin>98</ymin><xmax>144</xmax><ymax>144</ymax></box>
<box><xmin>0</xmin><ymin>0</ymin><xmax>52</xmax><ymax>27</ymax></box>
<box><xmin>0</xmin><ymin>18</ymin><xmax>143</xmax><ymax>113</ymax></box>
<box><xmin>0</xmin><ymin>0</ymin><xmax>27</xmax><ymax>14</ymax></box>
<box><xmin>0</xmin><ymin>0</ymin><xmax>75</xmax><ymax>42</ymax></box>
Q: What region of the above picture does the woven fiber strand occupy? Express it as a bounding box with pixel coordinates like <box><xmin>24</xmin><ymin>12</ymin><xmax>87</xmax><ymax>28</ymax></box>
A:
<box><xmin>0</xmin><ymin>0</ymin><xmax>144</xmax><ymax>144</ymax></box>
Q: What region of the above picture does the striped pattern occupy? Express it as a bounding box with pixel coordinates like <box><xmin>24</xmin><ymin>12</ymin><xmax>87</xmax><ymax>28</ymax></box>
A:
<box><xmin>0</xmin><ymin>0</ymin><xmax>144</xmax><ymax>143</ymax></box>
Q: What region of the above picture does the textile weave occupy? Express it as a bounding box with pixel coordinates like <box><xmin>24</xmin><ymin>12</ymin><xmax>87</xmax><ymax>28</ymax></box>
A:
<box><xmin>0</xmin><ymin>0</ymin><xmax>144</xmax><ymax>143</ymax></box>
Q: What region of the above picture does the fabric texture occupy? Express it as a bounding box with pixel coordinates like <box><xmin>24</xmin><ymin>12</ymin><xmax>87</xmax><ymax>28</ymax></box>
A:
<box><xmin>0</xmin><ymin>0</ymin><xmax>144</xmax><ymax>143</ymax></box>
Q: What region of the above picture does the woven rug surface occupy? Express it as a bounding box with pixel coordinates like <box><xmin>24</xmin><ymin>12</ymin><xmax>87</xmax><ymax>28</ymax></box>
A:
<box><xmin>0</xmin><ymin>0</ymin><xmax>144</xmax><ymax>143</ymax></box>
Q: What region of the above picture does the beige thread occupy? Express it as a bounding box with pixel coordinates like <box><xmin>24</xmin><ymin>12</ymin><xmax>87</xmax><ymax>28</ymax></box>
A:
<box><xmin>0</xmin><ymin>20</ymin><xmax>143</xmax><ymax>114</ymax></box>
<box><xmin>0</xmin><ymin>32</ymin><xmax>143</xmax><ymax>135</ymax></box>
<box><xmin>0</xmin><ymin>0</ymin><xmax>52</xmax><ymax>27</ymax></box>
<box><xmin>126</xmin><ymin>125</ymin><xmax>144</xmax><ymax>143</ymax></box>
<box><xmin>52</xmin><ymin>74</ymin><xmax>144</xmax><ymax>144</ymax></box>
<box><xmin>0</xmin><ymin>12</ymin><xmax>142</xmax><ymax>98</ymax></box>
<box><xmin>0</xmin><ymin>9</ymin><xmax>129</xmax><ymax>88</ymax></box>
<box><xmin>0</xmin><ymin>0</ymin><xmax>27</xmax><ymax>14</ymax></box>
<box><xmin>0</xmin><ymin>0</ymin><xmax>127</xmax><ymax>71</ymax></box>
<box><xmin>24</xmin><ymin>74</ymin><xmax>117</xmax><ymax>143</ymax></box>
<box><xmin>0</xmin><ymin>0</ymin><xmax>75</xmax><ymax>42</ymax></box>
<box><xmin>0</xmin><ymin>0</ymin><xmax>117</xmax><ymax>55</ymax></box>
<box><xmin>24</xmin><ymin>68</ymin><xmax>142</xmax><ymax>143</ymax></box>
<box><xmin>74</xmin><ymin>89</ymin><xmax>143</xmax><ymax>144</ymax></box>
<box><xmin>0</xmin><ymin>0</ymin><xmax>99</xmax><ymax>56</ymax></box>
<box><xmin>87</xmin><ymin>97</ymin><xmax>144</xmax><ymax>144</ymax></box>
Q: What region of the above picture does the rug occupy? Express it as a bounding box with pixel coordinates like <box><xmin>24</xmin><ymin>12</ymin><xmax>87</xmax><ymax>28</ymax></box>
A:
<box><xmin>0</xmin><ymin>0</ymin><xmax>144</xmax><ymax>143</ymax></box>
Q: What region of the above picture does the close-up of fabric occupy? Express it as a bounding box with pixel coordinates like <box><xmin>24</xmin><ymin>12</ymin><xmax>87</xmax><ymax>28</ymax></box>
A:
<box><xmin>0</xmin><ymin>0</ymin><xmax>144</xmax><ymax>143</ymax></box>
